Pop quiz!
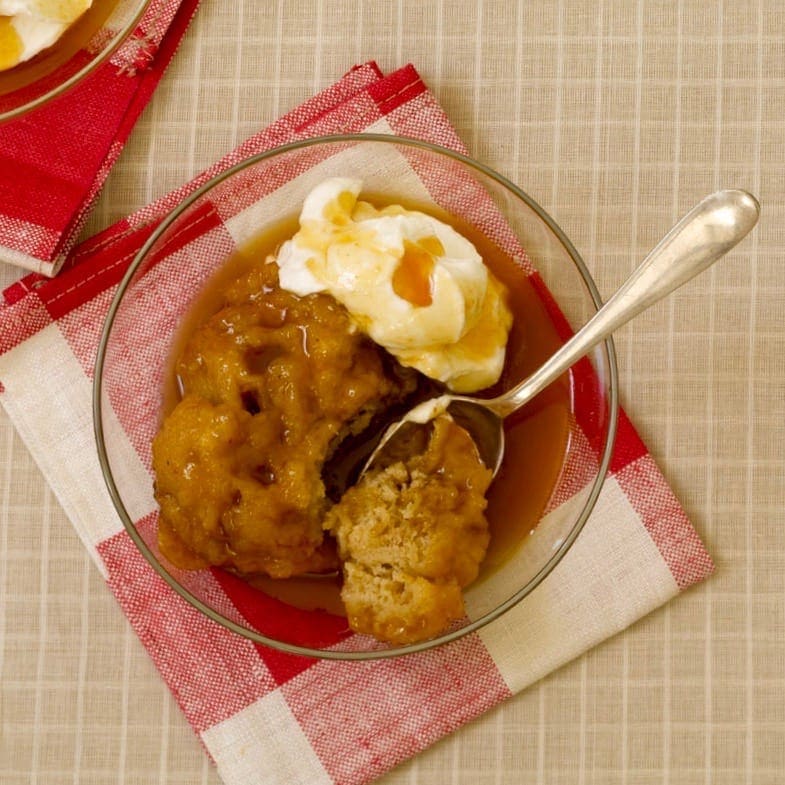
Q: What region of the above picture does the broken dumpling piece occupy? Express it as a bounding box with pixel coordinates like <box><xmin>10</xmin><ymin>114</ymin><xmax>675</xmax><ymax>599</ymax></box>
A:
<box><xmin>324</xmin><ymin>415</ymin><xmax>493</xmax><ymax>645</ymax></box>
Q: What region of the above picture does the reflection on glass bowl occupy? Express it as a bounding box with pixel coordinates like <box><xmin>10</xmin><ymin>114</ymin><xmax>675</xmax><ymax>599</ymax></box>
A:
<box><xmin>93</xmin><ymin>134</ymin><xmax>619</xmax><ymax>660</ymax></box>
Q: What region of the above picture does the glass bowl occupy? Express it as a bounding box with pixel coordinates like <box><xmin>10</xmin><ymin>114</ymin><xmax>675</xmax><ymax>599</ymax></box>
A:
<box><xmin>94</xmin><ymin>134</ymin><xmax>619</xmax><ymax>660</ymax></box>
<box><xmin>0</xmin><ymin>0</ymin><xmax>151</xmax><ymax>122</ymax></box>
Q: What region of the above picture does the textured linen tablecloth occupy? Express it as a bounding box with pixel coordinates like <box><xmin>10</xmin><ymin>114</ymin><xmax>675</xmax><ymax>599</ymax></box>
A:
<box><xmin>1</xmin><ymin>2</ymin><xmax>783</xmax><ymax>784</ymax></box>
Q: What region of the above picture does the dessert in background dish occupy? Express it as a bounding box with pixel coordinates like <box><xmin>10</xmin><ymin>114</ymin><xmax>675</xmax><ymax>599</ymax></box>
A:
<box><xmin>0</xmin><ymin>0</ymin><xmax>92</xmax><ymax>70</ymax></box>
<box><xmin>277</xmin><ymin>178</ymin><xmax>513</xmax><ymax>393</ymax></box>
<box><xmin>152</xmin><ymin>181</ymin><xmax>515</xmax><ymax>644</ymax></box>
<box><xmin>325</xmin><ymin>415</ymin><xmax>492</xmax><ymax>645</ymax></box>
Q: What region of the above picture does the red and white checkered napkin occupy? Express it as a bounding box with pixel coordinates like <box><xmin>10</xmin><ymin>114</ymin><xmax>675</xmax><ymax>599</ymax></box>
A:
<box><xmin>0</xmin><ymin>63</ymin><xmax>714</xmax><ymax>785</ymax></box>
<box><xmin>0</xmin><ymin>0</ymin><xmax>200</xmax><ymax>278</ymax></box>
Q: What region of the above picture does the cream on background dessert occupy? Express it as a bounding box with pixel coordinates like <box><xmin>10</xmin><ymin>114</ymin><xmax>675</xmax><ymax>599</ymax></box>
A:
<box><xmin>0</xmin><ymin>0</ymin><xmax>92</xmax><ymax>70</ymax></box>
<box><xmin>276</xmin><ymin>177</ymin><xmax>513</xmax><ymax>393</ymax></box>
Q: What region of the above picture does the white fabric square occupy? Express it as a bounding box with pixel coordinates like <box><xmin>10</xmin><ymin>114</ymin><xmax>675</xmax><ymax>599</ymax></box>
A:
<box><xmin>202</xmin><ymin>690</ymin><xmax>333</xmax><ymax>785</ymax></box>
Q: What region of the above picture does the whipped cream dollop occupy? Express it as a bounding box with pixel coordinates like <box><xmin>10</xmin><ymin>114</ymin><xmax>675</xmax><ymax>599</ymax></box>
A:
<box><xmin>0</xmin><ymin>0</ymin><xmax>92</xmax><ymax>71</ymax></box>
<box><xmin>275</xmin><ymin>177</ymin><xmax>513</xmax><ymax>393</ymax></box>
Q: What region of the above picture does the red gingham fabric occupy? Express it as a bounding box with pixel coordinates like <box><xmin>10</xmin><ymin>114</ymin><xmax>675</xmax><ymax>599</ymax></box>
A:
<box><xmin>0</xmin><ymin>0</ymin><xmax>201</xmax><ymax>278</ymax></box>
<box><xmin>0</xmin><ymin>64</ymin><xmax>714</xmax><ymax>785</ymax></box>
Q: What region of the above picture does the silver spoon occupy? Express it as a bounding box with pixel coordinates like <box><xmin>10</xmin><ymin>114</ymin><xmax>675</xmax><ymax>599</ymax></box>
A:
<box><xmin>361</xmin><ymin>189</ymin><xmax>760</xmax><ymax>479</ymax></box>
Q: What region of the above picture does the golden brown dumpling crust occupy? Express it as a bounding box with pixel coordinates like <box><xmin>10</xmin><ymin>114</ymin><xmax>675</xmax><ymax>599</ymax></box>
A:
<box><xmin>152</xmin><ymin>257</ymin><xmax>417</xmax><ymax>579</ymax></box>
<box><xmin>324</xmin><ymin>416</ymin><xmax>493</xmax><ymax>644</ymax></box>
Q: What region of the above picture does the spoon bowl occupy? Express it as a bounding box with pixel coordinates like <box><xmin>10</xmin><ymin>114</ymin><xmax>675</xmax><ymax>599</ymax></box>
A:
<box><xmin>363</xmin><ymin>189</ymin><xmax>760</xmax><ymax>480</ymax></box>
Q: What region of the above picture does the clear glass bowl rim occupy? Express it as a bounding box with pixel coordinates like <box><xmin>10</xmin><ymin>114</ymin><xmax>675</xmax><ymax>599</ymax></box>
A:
<box><xmin>93</xmin><ymin>132</ymin><xmax>620</xmax><ymax>661</ymax></box>
<box><xmin>0</xmin><ymin>0</ymin><xmax>152</xmax><ymax>123</ymax></box>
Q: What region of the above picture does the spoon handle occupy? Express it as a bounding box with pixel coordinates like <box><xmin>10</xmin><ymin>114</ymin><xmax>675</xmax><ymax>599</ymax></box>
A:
<box><xmin>488</xmin><ymin>189</ymin><xmax>760</xmax><ymax>418</ymax></box>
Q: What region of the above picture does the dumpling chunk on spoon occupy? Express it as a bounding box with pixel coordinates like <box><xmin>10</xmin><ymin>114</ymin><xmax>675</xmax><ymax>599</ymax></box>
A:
<box><xmin>324</xmin><ymin>414</ymin><xmax>493</xmax><ymax>645</ymax></box>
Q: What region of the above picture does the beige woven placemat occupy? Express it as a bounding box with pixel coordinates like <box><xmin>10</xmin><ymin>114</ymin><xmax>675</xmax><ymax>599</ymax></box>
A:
<box><xmin>1</xmin><ymin>2</ymin><xmax>783</xmax><ymax>783</ymax></box>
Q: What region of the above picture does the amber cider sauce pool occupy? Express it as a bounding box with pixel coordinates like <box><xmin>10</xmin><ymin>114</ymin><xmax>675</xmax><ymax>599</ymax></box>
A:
<box><xmin>161</xmin><ymin>202</ymin><xmax>572</xmax><ymax>615</ymax></box>
<box><xmin>0</xmin><ymin>0</ymin><xmax>123</xmax><ymax>95</ymax></box>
